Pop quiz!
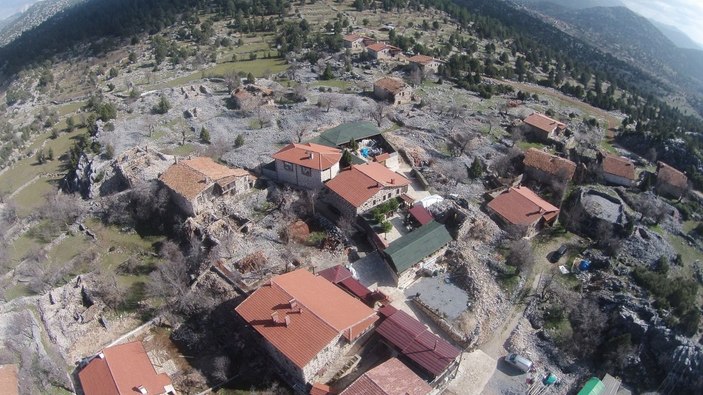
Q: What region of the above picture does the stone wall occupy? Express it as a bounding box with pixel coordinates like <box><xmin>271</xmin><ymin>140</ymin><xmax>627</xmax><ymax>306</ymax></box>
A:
<box><xmin>603</xmin><ymin>172</ymin><xmax>634</xmax><ymax>187</ymax></box>
<box><xmin>275</xmin><ymin>159</ymin><xmax>328</xmax><ymax>189</ymax></box>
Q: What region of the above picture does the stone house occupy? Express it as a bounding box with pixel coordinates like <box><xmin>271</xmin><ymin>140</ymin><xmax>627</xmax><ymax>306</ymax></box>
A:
<box><xmin>324</xmin><ymin>162</ymin><xmax>410</xmax><ymax>218</ymax></box>
<box><xmin>486</xmin><ymin>186</ymin><xmax>560</xmax><ymax>237</ymax></box>
<box><xmin>231</xmin><ymin>84</ymin><xmax>275</xmax><ymax>110</ymax></box>
<box><xmin>373</xmin><ymin>77</ymin><xmax>413</xmax><ymax>105</ymax></box>
<box><xmin>407</xmin><ymin>54</ymin><xmax>442</xmax><ymax>74</ymax></box>
<box><xmin>272</xmin><ymin>143</ymin><xmax>342</xmax><ymax>189</ymax></box>
<box><xmin>159</xmin><ymin>157</ymin><xmax>256</xmax><ymax>216</ymax></box>
<box><xmin>366</xmin><ymin>42</ymin><xmax>402</xmax><ymax>61</ymax></box>
<box><xmin>523</xmin><ymin>148</ymin><xmax>576</xmax><ymax>185</ymax></box>
<box><xmin>382</xmin><ymin>220</ymin><xmax>453</xmax><ymax>288</ymax></box>
<box><xmin>600</xmin><ymin>154</ymin><xmax>637</xmax><ymax>187</ymax></box>
<box><xmin>235</xmin><ymin>269</ymin><xmax>378</xmax><ymax>391</ymax></box>
<box><xmin>522</xmin><ymin>112</ymin><xmax>567</xmax><ymax>142</ymax></box>
<box><xmin>78</xmin><ymin>341</ymin><xmax>176</xmax><ymax>395</ymax></box>
<box><xmin>342</xmin><ymin>34</ymin><xmax>374</xmax><ymax>51</ymax></box>
<box><xmin>656</xmin><ymin>161</ymin><xmax>688</xmax><ymax>198</ymax></box>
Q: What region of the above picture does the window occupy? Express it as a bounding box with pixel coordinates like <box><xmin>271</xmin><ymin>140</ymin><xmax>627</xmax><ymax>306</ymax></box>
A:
<box><xmin>301</xmin><ymin>166</ymin><xmax>312</xmax><ymax>176</ymax></box>
<box><xmin>283</xmin><ymin>162</ymin><xmax>293</xmax><ymax>171</ymax></box>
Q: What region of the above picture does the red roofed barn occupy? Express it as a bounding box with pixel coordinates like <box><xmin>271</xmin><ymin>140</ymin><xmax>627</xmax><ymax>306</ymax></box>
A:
<box><xmin>272</xmin><ymin>143</ymin><xmax>342</xmax><ymax>189</ymax></box>
<box><xmin>373</xmin><ymin>77</ymin><xmax>413</xmax><ymax>105</ymax></box>
<box><xmin>159</xmin><ymin>157</ymin><xmax>255</xmax><ymax>216</ymax></box>
<box><xmin>325</xmin><ymin>162</ymin><xmax>410</xmax><ymax>217</ymax></box>
<box><xmin>78</xmin><ymin>341</ymin><xmax>175</xmax><ymax>395</ymax></box>
<box><xmin>600</xmin><ymin>154</ymin><xmax>637</xmax><ymax>187</ymax></box>
<box><xmin>340</xmin><ymin>357</ymin><xmax>431</xmax><ymax>395</ymax></box>
<box><xmin>523</xmin><ymin>148</ymin><xmax>576</xmax><ymax>184</ymax></box>
<box><xmin>523</xmin><ymin>112</ymin><xmax>566</xmax><ymax>142</ymax></box>
<box><xmin>487</xmin><ymin>186</ymin><xmax>560</xmax><ymax>237</ymax></box>
<box><xmin>235</xmin><ymin>269</ymin><xmax>378</xmax><ymax>389</ymax></box>
<box><xmin>407</xmin><ymin>54</ymin><xmax>442</xmax><ymax>73</ymax></box>
<box><xmin>366</xmin><ymin>43</ymin><xmax>402</xmax><ymax>60</ymax></box>
<box><xmin>656</xmin><ymin>161</ymin><xmax>688</xmax><ymax>198</ymax></box>
<box><xmin>375</xmin><ymin>306</ymin><xmax>461</xmax><ymax>387</ymax></box>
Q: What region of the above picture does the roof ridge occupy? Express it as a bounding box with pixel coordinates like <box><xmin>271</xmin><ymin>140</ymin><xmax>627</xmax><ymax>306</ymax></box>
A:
<box><xmin>101</xmin><ymin>347</ymin><xmax>125</xmax><ymax>395</ymax></box>
<box><xmin>513</xmin><ymin>187</ymin><xmax>557</xmax><ymax>212</ymax></box>
<box><xmin>270</xmin><ymin>277</ymin><xmax>342</xmax><ymax>335</ymax></box>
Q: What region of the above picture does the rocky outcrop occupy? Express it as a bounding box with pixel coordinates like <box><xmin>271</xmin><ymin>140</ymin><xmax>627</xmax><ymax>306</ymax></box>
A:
<box><xmin>561</xmin><ymin>186</ymin><xmax>633</xmax><ymax>239</ymax></box>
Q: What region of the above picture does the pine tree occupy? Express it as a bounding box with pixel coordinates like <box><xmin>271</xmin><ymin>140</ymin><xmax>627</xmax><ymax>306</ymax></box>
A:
<box><xmin>468</xmin><ymin>157</ymin><xmax>483</xmax><ymax>179</ymax></box>
<box><xmin>200</xmin><ymin>127</ymin><xmax>211</xmax><ymax>144</ymax></box>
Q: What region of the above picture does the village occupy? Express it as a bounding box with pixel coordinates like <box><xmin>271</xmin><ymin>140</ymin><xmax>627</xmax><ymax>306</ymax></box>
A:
<box><xmin>0</xmin><ymin>4</ymin><xmax>702</xmax><ymax>395</ymax></box>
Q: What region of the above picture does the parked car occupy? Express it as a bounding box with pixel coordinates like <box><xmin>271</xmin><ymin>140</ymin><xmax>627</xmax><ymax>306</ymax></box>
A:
<box><xmin>549</xmin><ymin>244</ymin><xmax>568</xmax><ymax>263</ymax></box>
<box><xmin>504</xmin><ymin>353</ymin><xmax>533</xmax><ymax>373</ymax></box>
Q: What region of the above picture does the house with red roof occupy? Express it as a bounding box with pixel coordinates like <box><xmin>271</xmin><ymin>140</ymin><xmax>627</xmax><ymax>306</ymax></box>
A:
<box><xmin>324</xmin><ymin>162</ymin><xmax>410</xmax><ymax>218</ymax></box>
<box><xmin>487</xmin><ymin>186</ymin><xmax>560</xmax><ymax>237</ymax></box>
<box><xmin>77</xmin><ymin>341</ymin><xmax>175</xmax><ymax>395</ymax></box>
<box><xmin>407</xmin><ymin>54</ymin><xmax>442</xmax><ymax>74</ymax></box>
<box><xmin>339</xmin><ymin>357</ymin><xmax>431</xmax><ymax>395</ymax></box>
<box><xmin>373</xmin><ymin>77</ymin><xmax>413</xmax><ymax>105</ymax></box>
<box><xmin>522</xmin><ymin>112</ymin><xmax>567</xmax><ymax>142</ymax></box>
<box><xmin>366</xmin><ymin>43</ymin><xmax>402</xmax><ymax>61</ymax></box>
<box><xmin>272</xmin><ymin>143</ymin><xmax>342</xmax><ymax>189</ymax></box>
<box><xmin>375</xmin><ymin>306</ymin><xmax>461</xmax><ymax>387</ymax></box>
<box><xmin>523</xmin><ymin>148</ymin><xmax>576</xmax><ymax>185</ymax></box>
<box><xmin>656</xmin><ymin>161</ymin><xmax>688</xmax><ymax>199</ymax></box>
<box><xmin>159</xmin><ymin>157</ymin><xmax>255</xmax><ymax>216</ymax></box>
<box><xmin>342</xmin><ymin>34</ymin><xmax>374</xmax><ymax>51</ymax></box>
<box><xmin>600</xmin><ymin>154</ymin><xmax>637</xmax><ymax>187</ymax></box>
<box><xmin>235</xmin><ymin>269</ymin><xmax>378</xmax><ymax>390</ymax></box>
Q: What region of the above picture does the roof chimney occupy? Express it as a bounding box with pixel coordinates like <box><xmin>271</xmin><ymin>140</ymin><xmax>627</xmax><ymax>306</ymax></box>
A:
<box><xmin>289</xmin><ymin>298</ymin><xmax>298</xmax><ymax>309</ymax></box>
<box><xmin>137</xmin><ymin>385</ymin><xmax>148</xmax><ymax>394</ymax></box>
<box><xmin>284</xmin><ymin>315</ymin><xmax>291</xmax><ymax>327</ymax></box>
<box><xmin>390</xmin><ymin>178</ymin><xmax>395</xmax><ymax>184</ymax></box>
<box><xmin>271</xmin><ymin>311</ymin><xmax>280</xmax><ymax>324</ymax></box>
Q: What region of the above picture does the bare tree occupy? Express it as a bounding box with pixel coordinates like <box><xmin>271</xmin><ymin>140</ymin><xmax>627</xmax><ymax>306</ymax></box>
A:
<box><xmin>223</xmin><ymin>71</ymin><xmax>240</xmax><ymax>93</ymax></box>
<box><xmin>91</xmin><ymin>270</ymin><xmax>126</xmax><ymax>309</ymax></box>
<box><xmin>491</xmin><ymin>147</ymin><xmax>523</xmax><ymax>178</ymax></box>
<box><xmin>318</xmin><ymin>94</ymin><xmax>335</xmax><ymax>113</ymax></box>
<box><xmin>505</xmin><ymin>239</ymin><xmax>535</xmax><ymax>274</ymax></box>
<box><xmin>409</xmin><ymin>65</ymin><xmax>423</xmax><ymax>86</ymax></box>
<box><xmin>450</xmin><ymin>130</ymin><xmax>477</xmax><ymax>157</ymax></box>
<box><xmin>370</xmin><ymin>101</ymin><xmax>387</xmax><ymax>127</ymax></box>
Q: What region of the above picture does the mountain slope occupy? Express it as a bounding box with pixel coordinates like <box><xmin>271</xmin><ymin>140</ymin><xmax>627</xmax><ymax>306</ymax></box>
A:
<box><xmin>650</xmin><ymin>19</ymin><xmax>703</xmax><ymax>51</ymax></box>
<box><xmin>524</xmin><ymin>4</ymin><xmax>703</xmax><ymax>96</ymax></box>
<box><xmin>0</xmin><ymin>0</ymin><xmax>86</xmax><ymax>47</ymax></box>
<box><xmin>514</xmin><ymin>0</ymin><xmax>624</xmax><ymax>10</ymax></box>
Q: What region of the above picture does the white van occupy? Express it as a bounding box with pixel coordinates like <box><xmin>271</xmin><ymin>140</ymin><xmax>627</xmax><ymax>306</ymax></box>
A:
<box><xmin>504</xmin><ymin>353</ymin><xmax>533</xmax><ymax>373</ymax></box>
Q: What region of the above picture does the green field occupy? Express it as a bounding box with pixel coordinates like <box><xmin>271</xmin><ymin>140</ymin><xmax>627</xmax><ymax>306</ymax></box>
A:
<box><xmin>157</xmin><ymin>58</ymin><xmax>288</xmax><ymax>89</ymax></box>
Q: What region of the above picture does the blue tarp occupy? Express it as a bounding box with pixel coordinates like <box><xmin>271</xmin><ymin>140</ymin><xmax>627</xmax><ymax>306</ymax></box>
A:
<box><xmin>579</xmin><ymin>260</ymin><xmax>591</xmax><ymax>271</ymax></box>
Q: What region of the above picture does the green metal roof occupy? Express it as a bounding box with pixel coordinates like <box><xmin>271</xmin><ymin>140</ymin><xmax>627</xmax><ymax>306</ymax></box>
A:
<box><xmin>312</xmin><ymin>121</ymin><xmax>381</xmax><ymax>147</ymax></box>
<box><xmin>384</xmin><ymin>221</ymin><xmax>452</xmax><ymax>274</ymax></box>
<box><xmin>577</xmin><ymin>378</ymin><xmax>605</xmax><ymax>395</ymax></box>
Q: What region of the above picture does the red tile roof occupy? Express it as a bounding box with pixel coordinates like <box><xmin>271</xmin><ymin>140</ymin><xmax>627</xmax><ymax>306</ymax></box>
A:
<box><xmin>523</xmin><ymin>148</ymin><xmax>576</xmax><ymax>180</ymax></box>
<box><xmin>657</xmin><ymin>161</ymin><xmax>688</xmax><ymax>189</ymax></box>
<box><xmin>374</xmin><ymin>77</ymin><xmax>406</xmax><ymax>94</ymax></box>
<box><xmin>487</xmin><ymin>186</ymin><xmax>559</xmax><ymax>226</ymax></box>
<box><xmin>326</xmin><ymin>162</ymin><xmax>409</xmax><ymax>208</ymax></box>
<box><xmin>367</xmin><ymin>43</ymin><xmax>388</xmax><ymax>52</ymax></box>
<box><xmin>318</xmin><ymin>265</ymin><xmax>353</xmax><ymax>284</ymax></box>
<box><xmin>343</xmin><ymin>34</ymin><xmax>362</xmax><ymax>42</ymax></box>
<box><xmin>272</xmin><ymin>143</ymin><xmax>342</xmax><ymax>171</ymax></box>
<box><xmin>339</xmin><ymin>277</ymin><xmax>373</xmax><ymax>302</ymax></box>
<box><xmin>78</xmin><ymin>341</ymin><xmax>173</xmax><ymax>395</ymax></box>
<box><xmin>311</xmin><ymin>382</ymin><xmax>336</xmax><ymax>395</ymax></box>
<box><xmin>340</xmin><ymin>358</ymin><xmax>431</xmax><ymax>395</ymax></box>
<box><xmin>0</xmin><ymin>365</ymin><xmax>18</xmax><ymax>395</ymax></box>
<box><xmin>524</xmin><ymin>113</ymin><xmax>566</xmax><ymax>134</ymax></box>
<box><xmin>408</xmin><ymin>54</ymin><xmax>437</xmax><ymax>65</ymax></box>
<box><xmin>376</xmin><ymin>309</ymin><xmax>461</xmax><ymax>377</ymax></box>
<box><xmin>159</xmin><ymin>157</ymin><xmax>251</xmax><ymax>200</ymax></box>
<box><xmin>602</xmin><ymin>154</ymin><xmax>636</xmax><ymax>180</ymax></box>
<box><xmin>235</xmin><ymin>270</ymin><xmax>378</xmax><ymax>369</ymax></box>
<box><xmin>408</xmin><ymin>205</ymin><xmax>433</xmax><ymax>226</ymax></box>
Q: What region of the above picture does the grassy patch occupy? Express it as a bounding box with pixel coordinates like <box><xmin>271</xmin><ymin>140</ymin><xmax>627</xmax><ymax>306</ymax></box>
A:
<box><xmin>4</xmin><ymin>284</ymin><xmax>33</xmax><ymax>300</ymax></box>
<box><xmin>11</xmin><ymin>177</ymin><xmax>60</xmax><ymax>217</ymax></box>
<box><xmin>158</xmin><ymin>58</ymin><xmax>288</xmax><ymax>89</ymax></box>
<box><xmin>517</xmin><ymin>141</ymin><xmax>545</xmax><ymax>150</ymax></box>
<box><xmin>0</xmin><ymin>127</ymin><xmax>85</xmax><ymax>195</ymax></box>
<box><xmin>312</xmin><ymin>79</ymin><xmax>352</xmax><ymax>89</ymax></box>
<box><xmin>163</xmin><ymin>143</ymin><xmax>197</xmax><ymax>156</ymax></box>
<box><xmin>8</xmin><ymin>234</ymin><xmax>41</xmax><ymax>263</ymax></box>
